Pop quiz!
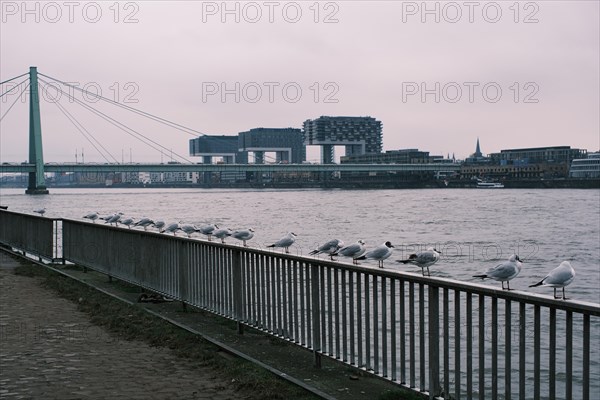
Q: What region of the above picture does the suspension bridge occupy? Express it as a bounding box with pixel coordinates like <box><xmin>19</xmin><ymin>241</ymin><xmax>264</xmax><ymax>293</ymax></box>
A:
<box><xmin>0</xmin><ymin>67</ymin><xmax>459</xmax><ymax>194</ymax></box>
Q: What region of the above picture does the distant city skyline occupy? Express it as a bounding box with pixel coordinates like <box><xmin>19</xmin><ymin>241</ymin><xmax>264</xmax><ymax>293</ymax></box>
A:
<box><xmin>1</xmin><ymin>1</ymin><xmax>598</xmax><ymax>163</ymax></box>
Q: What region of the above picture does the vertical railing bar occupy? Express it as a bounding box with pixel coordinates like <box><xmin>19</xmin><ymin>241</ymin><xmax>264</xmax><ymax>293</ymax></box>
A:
<box><xmin>429</xmin><ymin>285</ymin><xmax>440</xmax><ymax>399</ymax></box>
<box><xmin>534</xmin><ymin>304</ymin><xmax>541</xmax><ymax>400</ymax></box>
<box><xmin>334</xmin><ymin>267</ymin><xmax>340</xmax><ymax>359</ymax></box>
<box><xmin>357</xmin><ymin>272</ymin><xmax>363</xmax><ymax>368</ymax></box>
<box><xmin>306</xmin><ymin>262</ymin><xmax>312</xmax><ymax>347</ymax></box>
<box><xmin>287</xmin><ymin>261</ymin><xmax>293</xmax><ymax>340</ymax></box>
<box><xmin>349</xmin><ymin>271</ymin><xmax>356</xmax><ymax>365</ymax></box>
<box><xmin>391</xmin><ymin>279</ymin><xmax>397</xmax><ymax>381</ymax></box>
<box><xmin>583</xmin><ymin>313</ymin><xmax>590</xmax><ymax>400</ymax></box>
<box><xmin>419</xmin><ymin>283</ymin><xmax>425</xmax><ymax>392</ymax></box>
<box><xmin>270</xmin><ymin>257</ymin><xmax>276</xmax><ymax>332</ymax></box>
<box><xmin>400</xmin><ymin>280</ymin><xmax>406</xmax><ymax>384</ymax></box>
<box><xmin>374</xmin><ymin>275</ymin><xmax>380</xmax><ymax>375</ymax></box>
<box><xmin>410</xmin><ymin>281</ymin><xmax>415</xmax><ymax>388</ymax></box>
<box><xmin>277</xmin><ymin>258</ymin><xmax>283</xmax><ymax>335</ymax></box>
<box><xmin>566</xmin><ymin>311</ymin><xmax>572</xmax><ymax>399</ymax></box>
<box><xmin>327</xmin><ymin>267</ymin><xmax>333</xmax><ymax>355</ymax></box>
<box><xmin>443</xmin><ymin>288</ymin><xmax>449</xmax><ymax>398</ymax></box>
<box><xmin>320</xmin><ymin>264</ymin><xmax>326</xmax><ymax>352</ymax></box>
<box><xmin>455</xmin><ymin>290</ymin><xmax>461</xmax><ymax>400</ymax></box>
<box><xmin>466</xmin><ymin>292</ymin><xmax>473</xmax><ymax>400</ymax></box>
<box><xmin>365</xmin><ymin>274</ymin><xmax>371</xmax><ymax>370</ymax></box>
<box><xmin>492</xmin><ymin>296</ymin><xmax>498</xmax><ymax>399</ymax></box>
<box><xmin>505</xmin><ymin>299</ymin><xmax>512</xmax><ymax>400</ymax></box>
<box><xmin>301</xmin><ymin>261</ymin><xmax>307</xmax><ymax>345</ymax></box>
<box><xmin>282</xmin><ymin>258</ymin><xmax>288</xmax><ymax>337</ymax></box>
<box><xmin>292</xmin><ymin>260</ymin><xmax>299</xmax><ymax>342</ymax></box>
<box><xmin>519</xmin><ymin>302</ymin><xmax>526</xmax><ymax>400</ymax></box>
<box><xmin>549</xmin><ymin>307</ymin><xmax>556</xmax><ymax>400</ymax></box>
<box><xmin>263</xmin><ymin>255</ymin><xmax>269</xmax><ymax>331</ymax></box>
<box><xmin>311</xmin><ymin>264</ymin><xmax>322</xmax><ymax>367</ymax></box>
<box><xmin>381</xmin><ymin>276</ymin><xmax>387</xmax><ymax>377</ymax></box>
<box><xmin>251</xmin><ymin>253</ymin><xmax>257</xmax><ymax>325</ymax></box>
<box><xmin>341</xmin><ymin>269</ymin><xmax>348</xmax><ymax>363</ymax></box>
<box><xmin>478</xmin><ymin>295</ymin><xmax>485</xmax><ymax>400</ymax></box>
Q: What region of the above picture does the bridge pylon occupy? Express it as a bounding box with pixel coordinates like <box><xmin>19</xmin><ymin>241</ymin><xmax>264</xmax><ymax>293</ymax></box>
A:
<box><xmin>25</xmin><ymin>66</ymin><xmax>49</xmax><ymax>195</ymax></box>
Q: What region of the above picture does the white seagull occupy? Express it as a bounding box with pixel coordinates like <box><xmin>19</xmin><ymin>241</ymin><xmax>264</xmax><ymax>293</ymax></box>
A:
<box><xmin>213</xmin><ymin>228</ymin><xmax>233</xmax><ymax>243</ymax></box>
<box><xmin>397</xmin><ymin>247</ymin><xmax>442</xmax><ymax>276</ymax></box>
<box><xmin>333</xmin><ymin>240</ymin><xmax>367</xmax><ymax>265</ymax></box>
<box><xmin>33</xmin><ymin>208</ymin><xmax>46</xmax><ymax>216</ymax></box>
<box><xmin>134</xmin><ymin>217</ymin><xmax>154</xmax><ymax>231</ymax></box>
<box><xmin>180</xmin><ymin>224</ymin><xmax>199</xmax><ymax>238</ymax></box>
<box><xmin>162</xmin><ymin>222</ymin><xmax>180</xmax><ymax>235</ymax></box>
<box><xmin>83</xmin><ymin>212</ymin><xmax>99</xmax><ymax>223</ymax></box>
<box><xmin>120</xmin><ymin>217</ymin><xmax>135</xmax><ymax>229</ymax></box>
<box><xmin>356</xmin><ymin>241</ymin><xmax>395</xmax><ymax>268</ymax></box>
<box><xmin>529</xmin><ymin>261</ymin><xmax>576</xmax><ymax>300</ymax></box>
<box><xmin>152</xmin><ymin>220</ymin><xmax>166</xmax><ymax>231</ymax></box>
<box><xmin>199</xmin><ymin>224</ymin><xmax>219</xmax><ymax>241</ymax></box>
<box><xmin>474</xmin><ymin>254</ymin><xmax>523</xmax><ymax>290</ymax></box>
<box><xmin>309</xmin><ymin>239</ymin><xmax>345</xmax><ymax>260</ymax></box>
<box><xmin>104</xmin><ymin>212</ymin><xmax>123</xmax><ymax>226</ymax></box>
<box><xmin>267</xmin><ymin>232</ymin><xmax>297</xmax><ymax>254</ymax></box>
<box><xmin>232</xmin><ymin>228</ymin><xmax>255</xmax><ymax>247</ymax></box>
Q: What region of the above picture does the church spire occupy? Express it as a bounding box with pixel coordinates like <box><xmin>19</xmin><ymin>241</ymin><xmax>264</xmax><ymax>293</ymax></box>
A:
<box><xmin>475</xmin><ymin>138</ymin><xmax>482</xmax><ymax>157</ymax></box>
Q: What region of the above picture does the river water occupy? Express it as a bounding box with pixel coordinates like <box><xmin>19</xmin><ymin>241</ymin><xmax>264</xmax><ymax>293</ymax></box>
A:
<box><xmin>1</xmin><ymin>187</ymin><xmax>599</xmax><ymax>303</ymax></box>
<box><xmin>1</xmin><ymin>187</ymin><xmax>599</xmax><ymax>398</ymax></box>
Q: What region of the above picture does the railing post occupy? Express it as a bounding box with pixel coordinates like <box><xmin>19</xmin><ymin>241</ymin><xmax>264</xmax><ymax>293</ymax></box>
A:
<box><xmin>179</xmin><ymin>241</ymin><xmax>189</xmax><ymax>312</ymax></box>
<box><xmin>311</xmin><ymin>263</ymin><xmax>322</xmax><ymax>368</ymax></box>
<box><xmin>232</xmin><ymin>248</ymin><xmax>244</xmax><ymax>334</ymax></box>
<box><xmin>428</xmin><ymin>285</ymin><xmax>440</xmax><ymax>399</ymax></box>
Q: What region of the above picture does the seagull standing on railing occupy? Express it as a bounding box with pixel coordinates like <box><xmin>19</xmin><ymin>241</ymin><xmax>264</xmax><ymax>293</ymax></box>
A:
<box><xmin>152</xmin><ymin>220</ymin><xmax>165</xmax><ymax>231</ymax></box>
<box><xmin>309</xmin><ymin>239</ymin><xmax>345</xmax><ymax>261</ymax></box>
<box><xmin>180</xmin><ymin>224</ymin><xmax>199</xmax><ymax>238</ymax></box>
<box><xmin>83</xmin><ymin>212</ymin><xmax>99</xmax><ymax>223</ymax></box>
<box><xmin>104</xmin><ymin>212</ymin><xmax>123</xmax><ymax>226</ymax></box>
<box><xmin>397</xmin><ymin>247</ymin><xmax>442</xmax><ymax>276</ymax></box>
<box><xmin>134</xmin><ymin>217</ymin><xmax>154</xmax><ymax>231</ymax></box>
<box><xmin>162</xmin><ymin>222</ymin><xmax>180</xmax><ymax>235</ymax></box>
<box><xmin>529</xmin><ymin>261</ymin><xmax>576</xmax><ymax>300</ymax></box>
<box><xmin>213</xmin><ymin>228</ymin><xmax>233</xmax><ymax>243</ymax></box>
<box><xmin>473</xmin><ymin>254</ymin><xmax>523</xmax><ymax>290</ymax></box>
<box><xmin>267</xmin><ymin>232</ymin><xmax>297</xmax><ymax>254</ymax></box>
<box><xmin>199</xmin><ymin>223</ymin><xmax>219</xmax><ymax>241</ymax></box>
<box><xmin>120</xmin><ymin>217</ymin><xmax>135</xmax><ymax>229</ymax></box>
<box><xmin>232</xmin><ymin>228</ymin><xmax>255</xmax><ymax>247</ymax></box>
<box><xmin>355</xmin><ymin>241</ymin><xmax>395</xmax><ymax>268</ymax></box>
<box><xmin>33</xmin><ymin>208</ymin><xmax>46</xmax><ymax>216</ymax></box>
<box><xmin>332</xmin><ymin>240</ymin><xmax>367</xmax><ymax>265</ymax></box>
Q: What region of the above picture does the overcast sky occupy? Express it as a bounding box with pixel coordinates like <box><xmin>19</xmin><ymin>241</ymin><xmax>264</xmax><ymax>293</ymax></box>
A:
<box><xmin>1</xmin><ymin>1</ymin><xmax>598</xmax><ymax>163</ymax></box>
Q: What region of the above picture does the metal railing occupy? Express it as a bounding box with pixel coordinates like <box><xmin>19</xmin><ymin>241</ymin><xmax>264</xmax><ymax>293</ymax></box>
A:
<box><xmin>0</xmin><ymin>209</ymin><xmax>56</xmax><ymax>260</ymax></box>
<box><xmin>2</xmin><ymin>210</ymin><xmax>599</xmax><ymax>399</ymax></box>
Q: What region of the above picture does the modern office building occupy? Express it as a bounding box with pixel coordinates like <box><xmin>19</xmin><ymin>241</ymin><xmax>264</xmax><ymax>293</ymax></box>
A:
<box><xmin>489</xmin><ymin>146</ymin><xmax>586</xmax><ymax>165</ymax></box>
<box><xmin>303</xmin><ymin>116</ymin><xmax>382</xmax><ymax>164</ymax></box>
<box><xmin>569</xmin><ymin>152</ymin><xmax>600</xmax><ymax>178</ymax></box>
<box><xmin>340</xmin><ymin>149</ymin><xmax>435</xmax><ymax>164</ymax></box>
<box><xmin>189</xmin><ymin>135</ymin><xmax>248</xmax><ymax>164</ymax></box>
<box><xmin>238</xmin><ymin>128</ymin><xmax>305</xmax><ymax>164</ymax></box>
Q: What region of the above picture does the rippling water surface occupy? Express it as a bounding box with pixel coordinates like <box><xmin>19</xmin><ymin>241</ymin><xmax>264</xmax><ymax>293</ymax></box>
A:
<box><xmin>1</xmin><ymin>187</ymin><xmax>599</xmax><ymax>303</ymax></box>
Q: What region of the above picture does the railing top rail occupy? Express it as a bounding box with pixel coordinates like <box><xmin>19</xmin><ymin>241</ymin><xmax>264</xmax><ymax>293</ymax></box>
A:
<box><xmin>55</xmin><ymin>216</ymin><xmax>600</xmax><ymax>316</ymax></box>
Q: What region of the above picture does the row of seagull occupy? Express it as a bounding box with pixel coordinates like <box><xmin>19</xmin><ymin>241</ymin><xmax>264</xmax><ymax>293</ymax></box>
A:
<box><xmin>79</xmin><ymin>211</ymin><xmax>577</xmax><ymax>300</ymax></box>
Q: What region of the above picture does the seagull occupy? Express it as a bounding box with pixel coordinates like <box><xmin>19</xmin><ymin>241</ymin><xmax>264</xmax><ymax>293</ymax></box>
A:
<box><xmin>199</xmin><ymin>224</ymin><xmax>219</xmax><ymax>241</ymax></box>
<box><xmin>529</xmin><ymin>261</ymin><xmax>576</xmax><ymax>300</ymax></box>
<box><xmin>267</xmin><ymin>232</ymin><xmax>297</xmax><ymax>254</ymax></box>
<box><xmin>104</xmin><ymin>212</ymin><xmax>123</xmax><ymax>226</ymax></box>
<box><xmin>309</xmin><ymin>239</ymin><xmax>345</xmax><ymax>260</ymax></box>
<box><xmin>33</xmin><ymin>208</ymin><xmax>46</xmax><ymax>216</ymax></box>
<box><xmin>162</xmin><ymin>222</ymin><xmax>180</xmax><ymax>235</ymax></box>
<box><xmin>134</xmin><ymin>217</ymin><xmax>154</xmax><ymax>231</ymax></box>
<box><xmin>232</xmin><ymin>228</ymin><xmax>255</xmax><ymax>247</ymax></box>
<box><xmin>332</xmin><ymin>240</ymin><xmax>367</xmax><ymax>265</ymax></box>
<box><xmin>120</xmin><ymin>217</ymin><xmax>135</xmax><ymax>229</ymax></box>
<box><xmin>356</xmin><ymin>241</ymin><xmax>395</xmax><ymax>268</ymax></box>
<box><xmin>152</xmin><ymin>220</ymin><xmax>165</xmax><ymax>231</ymax></box>
<box><xmin>83</xmin><ymin>212</ymin><xmax>99</xmax><ymax>223</ymax></box>
<box><xmin>213</xmin><ymin>228</ymin><xmax>232</xmax><ymax>243</ymax></box>
<box><xmin>180</xmin><ymin>224</ymin><xmax>199</xmax><ymax>238</ymax></box>
<box><xmin>474</xmin><ymin>254</ymin><xmax>523</xmax><ymax>290</ymax></box>
<box><xmin>397</xmin><ymin>247</ymin><xmax>442</xmax><ymax>276</ymax></box>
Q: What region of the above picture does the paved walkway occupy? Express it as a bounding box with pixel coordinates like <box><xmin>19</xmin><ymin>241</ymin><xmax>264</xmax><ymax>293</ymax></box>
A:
<box><xmin>0</xmin><ymin>252</ymin><xmax>238</xmax><ymax>400</ymax></box>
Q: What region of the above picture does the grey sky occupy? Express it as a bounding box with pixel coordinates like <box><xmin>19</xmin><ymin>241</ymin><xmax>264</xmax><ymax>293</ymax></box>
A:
<box><xmin>1</xmin><ymin>1</ymin><xmax>598</xmax><ymax>163</ymax></box>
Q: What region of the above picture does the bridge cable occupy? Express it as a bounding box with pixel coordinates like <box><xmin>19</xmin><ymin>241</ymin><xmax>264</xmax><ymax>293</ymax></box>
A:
<box><xmin>0</xmin><ymin>72</ymin><xmax>28</xmax><ymax>86</ymax></box>
<box><xmin>39</xmin><ymin>77</ymin><xmax>193</xmax><ymax>163</ymax></box>
<box><xmin>39</xmin><ymin>73</ymin><xmax>206</xmax><ymax>137</ymax></box>
<box><xmin>0</xmin><ymin>82</ymin><xmax>30</xmax><ymax>122</ymax></box>
<box><xmin>0</xmin><ymin>78</ymin><xmax>29</xmax><ymax>98</ymax></box>
<box><xmin>39</xmin><ymin>81</ymin><xmax>118</xmax><ymax>163</ymax></box>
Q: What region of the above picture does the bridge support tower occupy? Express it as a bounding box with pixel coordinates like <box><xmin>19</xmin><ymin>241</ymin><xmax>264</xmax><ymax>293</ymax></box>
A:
<box><xmin>26</xmin><ymin>66</ymin><xmax>49</xmax><ymax>195</ymax></box>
